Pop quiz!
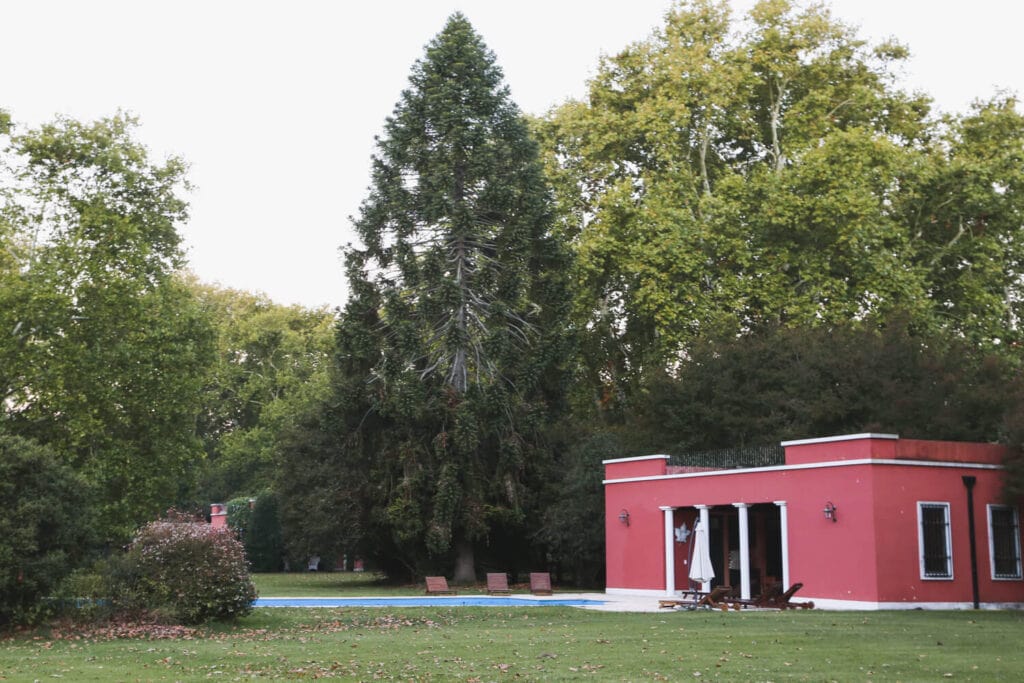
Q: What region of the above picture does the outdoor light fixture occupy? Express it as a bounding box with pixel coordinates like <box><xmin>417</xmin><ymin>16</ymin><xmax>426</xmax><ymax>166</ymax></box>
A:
<box><xmin>823</xmin><ymin>501</ymin><xmax>838</xmax><ymax>522</ymax></box>
<box><xmin>618</xmin><ymin>509</ymin><xmax>631</xmax><ymax>526</ymax></box>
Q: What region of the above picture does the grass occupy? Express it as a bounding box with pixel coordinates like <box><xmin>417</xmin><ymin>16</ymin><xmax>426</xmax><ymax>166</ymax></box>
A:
<box><xmin>253</xmin><ymin>571</ymin><xmax>397</xmax><ymax>597</ymax></box>
<box><xmin>252</xmin><ymin>572</ymin><xmax>539</xmax><ymax>597</ymax></box>
<box><xmin>2</xmin><ymin>604</ymin><xmax>1023</xmax><ymax>681</ymax></box>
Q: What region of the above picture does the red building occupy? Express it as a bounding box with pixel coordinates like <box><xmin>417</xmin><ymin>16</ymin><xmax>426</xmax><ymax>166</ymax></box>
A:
<box><xmin>604</xmin><ymin>434</ymin><xmax>1024</xmax><ymax>609</ymax></box>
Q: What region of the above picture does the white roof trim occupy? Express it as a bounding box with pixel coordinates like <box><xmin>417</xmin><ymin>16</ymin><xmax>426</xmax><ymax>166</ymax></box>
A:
<box><xmin>780</xmin><ymin>433</ymin><xmax>899</xmax><ymax>447</ymax></box>
<box><xmin>602</xmin><ymin>454</ymin><xmax>671</xmax><ymax>465</ymax></box>
<box><xmin>603</xmin><ymin>457</ymin><xmax>1002</xmax><ymax>485</ymax></box>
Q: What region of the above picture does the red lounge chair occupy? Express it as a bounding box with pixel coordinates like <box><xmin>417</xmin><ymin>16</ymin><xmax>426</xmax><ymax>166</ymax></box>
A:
<box><xmin>486</xmin><ymin>572</ymin><xmax>511</xmax><ymax>595</ymax></box>
<box><xmin>425</xmin><ymin>576</ymin><xmax>455</xmax><ymax>595</ymax></box>
<box><xmin>529</xmin><ymin>572</ymin><xmax>552</xmax><ymax>595</ymax></box>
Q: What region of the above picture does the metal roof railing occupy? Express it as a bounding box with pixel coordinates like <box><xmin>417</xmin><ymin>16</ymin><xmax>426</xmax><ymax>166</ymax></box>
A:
<box><xmin>668</xmin><ymin>443</ymin><xmax>785</xmax><ymax>470</ymax></box>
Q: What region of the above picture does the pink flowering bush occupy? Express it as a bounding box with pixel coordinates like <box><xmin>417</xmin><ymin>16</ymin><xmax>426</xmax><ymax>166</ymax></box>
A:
<box><xmin>113</xmin><ymin>512</ymin><xmax>257</xmax><ymax>624</ymax></box>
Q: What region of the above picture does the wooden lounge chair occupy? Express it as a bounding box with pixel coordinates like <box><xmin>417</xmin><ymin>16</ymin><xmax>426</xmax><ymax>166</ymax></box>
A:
<box><xmin>695</xmin><ymin>585</ymin><xmax>732</xmax><ymax>610</ymax></box>
<box><xmin>658</xmin><ymin>589</ymin><xmax>702</xmax><ymax>609</ymax></box>
<box><xmin>660</xmin><ymin>586</ymin><xmax>732</xmax><ymax>611</ymax></box>
<box><xmin>486</xmin><ymin>572</ymin><xmax>511</xmax><ymax>595</ymax></box>
<box><xmin>721</xmin><ymin>596</ymin><xmax>761</xmax><ymax>610</ymax></box>
<box><xmin>425</xmin><ymin>576</ymin><xmax>455</xmax><ymax>595</ymax></box>
<box><xmin>724</xmin><ymin>582</ymin><xmax>814</xmax><ymax>610</ymax></box>
<box><xmin>721</xmin><ymin>582</ymin><xmax>782</xmax><ymax>610</ymax></box>
<box><xmin>764</xmin><ymin>582</ymin><xmax>814</xmax><ymax>609</ymax></box>
<box><xmin>529</xmin><ymin>572</ymin><xmax>552</xmax><ymax>595</ymax></box>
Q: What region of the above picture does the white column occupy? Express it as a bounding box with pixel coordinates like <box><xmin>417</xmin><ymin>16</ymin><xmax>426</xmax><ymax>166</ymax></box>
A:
<box><xmin>695</xmin><ymin>505</ymin><xmax>711</xmax><ymax>592</ymax></box>
<box><xmin>660</xmin><ymin>507</ymin><xmax>676</xmax><ymax>595</ymax></box>
<box><xmin>734</xmin><ymin>503</ymin><xmax>751</xmax><ymax>600</ymax></box>
<box><xmin>774</xmin><ymin>501</ymin><xmax>790</xmax><ymax>590</ymax></box>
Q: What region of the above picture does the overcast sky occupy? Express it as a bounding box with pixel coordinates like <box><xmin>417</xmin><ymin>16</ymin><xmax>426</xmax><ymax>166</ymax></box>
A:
<box><xmin>4</xmin><ymin>0</ymin><xmax>1022</xmax><ymax>310</ymax></box>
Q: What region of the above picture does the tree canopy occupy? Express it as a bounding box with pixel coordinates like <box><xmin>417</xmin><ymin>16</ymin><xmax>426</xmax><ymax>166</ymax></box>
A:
<box><xmin>189</xmin><ymin>280</ymin><xmax>336</xmax><ymax>503</ymax></box>
<box><xmin>636</xmin><ymin>318</ymin><xmax>1017</xmax><ymax>453</ymax></box>
<box><xmin>536</xmin><ymin>0</ymin><xmax>1024</xmax><ymax>412</ymax></box>
<box><xmin>0</xmin><ymin>113</ymin><xmax>215</xmax><ymax>540</ymax></box>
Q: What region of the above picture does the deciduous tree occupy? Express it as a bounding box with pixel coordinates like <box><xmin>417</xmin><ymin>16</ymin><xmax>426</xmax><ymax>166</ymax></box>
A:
<box><xmin>537</xmin><ymin>0</ymin><xmax>941</xmax><ymax>409</ymax></box>
<box><xmin>0</xmin><ymin>113</ymin><xmax>215</xmax><ymax>539</ymax></box>
<box><xmin>635</xmin><ymin>318</ymin><xmax>1016</xmax><ymax>452</ymax></box>
<box><xmin>189</xmin><ymin>281</ymin><xmax>336</xmax><ymax>501</ymax></box>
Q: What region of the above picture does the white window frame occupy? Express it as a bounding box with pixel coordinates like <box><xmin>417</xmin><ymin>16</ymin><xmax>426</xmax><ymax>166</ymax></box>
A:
<box><xmin>918</xmin><ymin>502</ymin><xmax>953</xmax><ymax>580</ymax></box>
<box><xmin>987</xmin><ymin>504</ymin><xmax>1022</xmax><ymax>580</ymax></box>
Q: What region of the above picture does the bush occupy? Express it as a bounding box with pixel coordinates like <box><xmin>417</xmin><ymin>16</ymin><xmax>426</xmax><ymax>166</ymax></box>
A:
<box><xmin>225</xmin><ymin>494</ymin><xmax>286</xmax><ymax>572</ymax></box>
<box><xmin>226</xmin><ymin>497</ymin><xmax>253</xmax><ymax>538</ymax></box>
<box><xmin>0</xmin><ymin>434</ymin><xmax>93</xmax><ymax>627</ymax></box>
<box><xmin>247</xmin><ymin>493</ymin><xmax>284</xmax><ymax>572</ymax></box>
<box><xmin>49</xmin><ymin>563</ymin><xmax>114</xmax><ymax>622</ymax></box>
<box><xmin>113</xmin><ymin>512</ymin><xmax>257</xmax><ymax>624</ymax></box>
<box><xmin>537</xmin><ymin>430</ymin><xmax>615</xmax><ymax>587</ymax></box>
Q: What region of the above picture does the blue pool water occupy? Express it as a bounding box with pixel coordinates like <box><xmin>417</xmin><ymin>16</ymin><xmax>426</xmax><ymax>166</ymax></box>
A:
<box><xmin>256</xmin><ymin>597</ymin><xmax>603</xmax><ymax>608</ymax></box>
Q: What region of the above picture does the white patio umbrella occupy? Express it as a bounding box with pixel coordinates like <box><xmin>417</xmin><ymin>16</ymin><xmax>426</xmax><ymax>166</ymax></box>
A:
<box><xmin>688</xmin><ymin>520</ymin><xmax>715</xmax><ymax>588</ymax></box>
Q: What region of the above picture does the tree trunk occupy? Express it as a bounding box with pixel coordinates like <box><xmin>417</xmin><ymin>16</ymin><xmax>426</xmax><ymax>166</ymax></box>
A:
<box><xmin>699</xmin><ymin>124</ymin><xmax>711</xmax><ymax>196</ymax></box>
<box><xmin>769</xmin><ymin>76</ymin><xmax>788</xmax><ymax>172</ymax></box>
<box><xmin>453</xmin><ymin>539</ymin><xmax>476</xmax><ymax>584</ymax></box>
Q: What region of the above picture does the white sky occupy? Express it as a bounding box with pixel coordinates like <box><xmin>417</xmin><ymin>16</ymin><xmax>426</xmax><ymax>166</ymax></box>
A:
<box><xmin>4</xmin><ymin>0</ymin><xmax>1023</xmax><ymax>310</ymax></box>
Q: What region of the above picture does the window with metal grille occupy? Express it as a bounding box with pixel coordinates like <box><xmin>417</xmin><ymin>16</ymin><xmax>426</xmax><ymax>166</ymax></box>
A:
<box><xmin>918</xmin><ymin>502</ymin><xmax>952</xmax><ymax>579</ymax></box>
<box><xmin>988</xmin><ymin>505</ymin><xmax>1022</xmax><ymax>580</ymax></box>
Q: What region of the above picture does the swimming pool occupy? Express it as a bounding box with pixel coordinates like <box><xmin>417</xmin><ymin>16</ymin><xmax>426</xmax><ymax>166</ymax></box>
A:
<box><xmin>256</xmin><ymin>597</ymin><xmax>604</xmax><ymax>608</ymax></box>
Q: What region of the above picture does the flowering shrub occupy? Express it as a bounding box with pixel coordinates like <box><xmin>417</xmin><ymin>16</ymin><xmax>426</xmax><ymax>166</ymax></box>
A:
<box><xmin>114</xmin><ymin>512</ymin><xmax>257</xmax><ymax>624</ymax></box>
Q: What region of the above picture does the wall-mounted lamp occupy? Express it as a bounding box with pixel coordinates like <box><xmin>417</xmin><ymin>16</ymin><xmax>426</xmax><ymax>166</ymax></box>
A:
<box><xmin>618</xmin><ymin>509</ymin><xmax>631</xmax><ymax>526</ymax></box>
<box><xmin>823</xmin><ymin>501</ymin><xmax>838</xmax><ymax>523</ymax></box>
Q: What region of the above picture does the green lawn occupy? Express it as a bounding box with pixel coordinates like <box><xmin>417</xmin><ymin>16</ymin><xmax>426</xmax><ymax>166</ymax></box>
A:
<box><xmin>253</xmin><ymin>571</ymin><xmax>397</xmax><ymax>596</ymax></box>
<box><xmin>252</xmin><ymin>572</ymin><xmax>538</xmax><ymax>596</ymax></box>
<box><xmin>2</xmin><ymin>606</ymin><xmax>1022</xmax><ymax>681</ymax></box>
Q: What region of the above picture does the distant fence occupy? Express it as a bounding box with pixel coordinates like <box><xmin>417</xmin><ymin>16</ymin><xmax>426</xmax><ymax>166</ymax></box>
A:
<box><xmin>668</xmin><ymin>443</ymin><xmax>785</xmax><ymax>470</ymax></box>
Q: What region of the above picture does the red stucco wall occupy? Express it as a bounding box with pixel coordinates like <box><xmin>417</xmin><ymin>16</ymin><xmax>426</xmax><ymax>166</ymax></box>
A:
<box><xmin>894</xmin><ymin>439</ymin><xmax>1006</xmax><ymax>465</ymax></box>
<box><xmin>782</xmin><ymin>433</ymin><xmax>897</xmax><ymax>464</ymax></box>
<box><xmin>604</xmin><ymin>476</ymin><xmax>671</xmax><ymax>590</ymax></box>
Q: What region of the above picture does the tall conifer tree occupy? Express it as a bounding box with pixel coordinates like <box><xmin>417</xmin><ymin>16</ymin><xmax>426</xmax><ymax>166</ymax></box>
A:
<box><xmin>322</xmin><ymin>14</ymin><xmax>572</xmax><ymax>580</ymax></box>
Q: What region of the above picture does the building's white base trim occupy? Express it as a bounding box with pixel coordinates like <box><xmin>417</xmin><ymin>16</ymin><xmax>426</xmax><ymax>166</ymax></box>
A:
<box><xmin>605</xmin><ymin>587</ymin><xmax>671</xmax><ymax>598</ymax></box>
<box><xmin>606</xmin><ymin>589</ymin><xmax>1024</xmax><ymax>610</ymax></box>
<box><xmin>606</xmin><ymin>590</ymin><xmax>1024</xmax><ymax>610</ymax></box>
<box><xmin>804</xmin><ymin>597</ymin><xmax>1024</xmax><ymax>611</ymax></box>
